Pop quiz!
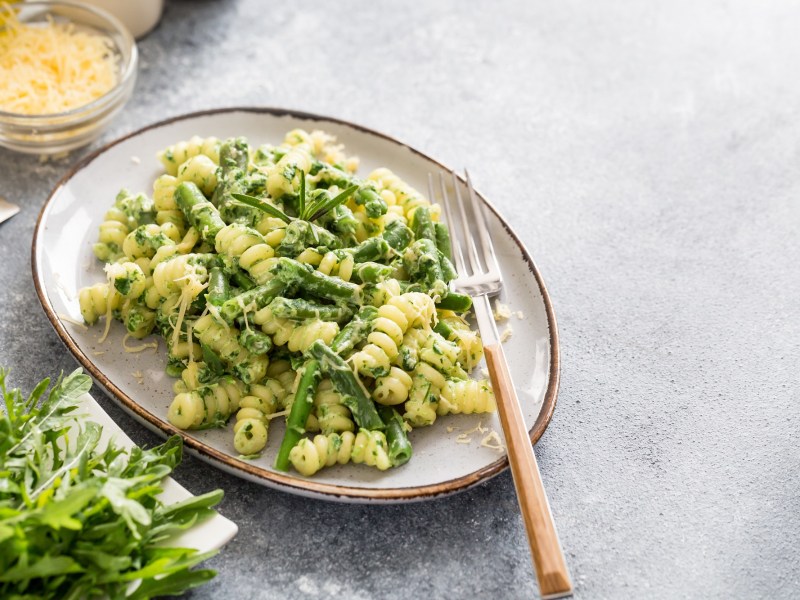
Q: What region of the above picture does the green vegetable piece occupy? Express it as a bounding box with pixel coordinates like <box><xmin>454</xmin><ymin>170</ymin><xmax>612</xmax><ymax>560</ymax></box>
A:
<box><xmin>238</xmin><ymin>328</ymin><xmax>273</xmax><ymax>355</ymax></box>
<box><xmin>351</xmin><ymin>236</ymin><xmax>391</xmax><ymax>263</ymax></box>
<box><xmin>381</xmin><ymin>219</ymin><xmax>413</xmax><ymax>251</ymax></box>
<box><xmin>231</xmin><ymin>269</ymin><xmax>256</xmax><ymax>291</ymax></box>
<box><xmin>272</xmin><ymin>258</ymin><xmax>360</xmax><ymax>305</ymax></box>
<box><xmin>355</xmin><ymin>186</ymin><xmax>388</xmax><ymax>218</ymax></box>
<box><xmin>201</xmin><ymin>343</ymin><xmax>226</xmax><ymax>375</ymax></box>
<box><xmin>435</xmin><ymin>292</ymin><xmax>473</xmax><ymax>312</ymax></box>
<box><xmin>219</xmin><ymin>279</ymin><xmax>286</xmax><ymax>324</ymax></box>
<box><xmin>411</xmin><ymin>206</ymin><xmax>435</xmax><ymax>242</ymax></box>
<box><xmin>211</xmin><ymin>137</ymin><xmax>249</xmax><ymax>207</ymax></box>
<box><xmin>330</xmin><ymin>305</ymin><xmax>378</xmax><ymax>355</ymax></box>
<box><xmin>403</xmin><ymin>238</ymin><xmax>445</xmax><ymax>293</ymax></box>
<box><xmin>351</xmin><ymin>262</ymin><xmax>395</xmax><ymax>284</ymax></box>
<box><xmin>268</xmin><ymin>297</ymin><xmax>353</xmax><ymax>322</ymax></box>
<box><xmin>434</xmin><ymin>222</ymin><xmax>452</xmax><ymax>258</ymax></box>
<box><xmin>274</xmin><ymin>359</ymin><xmax>322</xmax><ymax>471</ymax></box>
<box><xmin>378</xmin><ymin>405</ymin><xmax>412</xmax><ymax>467</ymax></box>
<box><xmin>308</xmin><ymin>340</ymin><xmax>384</xmax><ymax>431</ymax></box>
<box><xmin>206</xmin><ymin>267</ymin><xmax>231</xmax><ymax>307</ymax></box>
<box><xmin>175</xmin><ymin>181</ymin><xmax>226</xmax><ymax>243</ymax></box>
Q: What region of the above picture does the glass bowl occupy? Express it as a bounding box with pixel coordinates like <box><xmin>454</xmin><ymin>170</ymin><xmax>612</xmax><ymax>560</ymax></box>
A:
<box><xmin>0</xmin><ymin>1</ymin><xmax>138</xmax><ymax>155</ymax></box>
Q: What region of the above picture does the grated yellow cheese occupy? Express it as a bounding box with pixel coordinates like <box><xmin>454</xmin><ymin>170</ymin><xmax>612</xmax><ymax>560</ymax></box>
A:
<box><xmin>0</xmin><ymin>6</ymin><xmax>118</xmax><ymax>114</ymax></box>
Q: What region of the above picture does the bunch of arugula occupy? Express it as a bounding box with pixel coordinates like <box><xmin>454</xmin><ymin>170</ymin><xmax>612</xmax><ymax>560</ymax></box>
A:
<box><xmin>0</xmin><ymin>368</ymin><xmax>224</xmax><ymax>599</ymax></box>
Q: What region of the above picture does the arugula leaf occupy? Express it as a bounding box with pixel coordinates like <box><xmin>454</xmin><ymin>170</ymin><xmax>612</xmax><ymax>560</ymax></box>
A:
<box><xmin>0</xmin><ymin>370</ymin><xmax>224</xmax><ymax>599</ymax></box>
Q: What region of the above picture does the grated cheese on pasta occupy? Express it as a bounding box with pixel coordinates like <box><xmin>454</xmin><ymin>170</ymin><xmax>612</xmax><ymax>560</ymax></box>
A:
<box><xmin>0</xmin><ymin>6</ymin><xmax>119</xmax><ymax>114</ymax></box>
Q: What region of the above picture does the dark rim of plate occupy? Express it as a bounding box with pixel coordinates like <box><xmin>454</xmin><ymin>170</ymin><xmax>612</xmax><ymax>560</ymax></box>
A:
<box><xmin>31</xmin><ymin>107</ymin><xmax>561</xmax><ymax>503</ymax></box>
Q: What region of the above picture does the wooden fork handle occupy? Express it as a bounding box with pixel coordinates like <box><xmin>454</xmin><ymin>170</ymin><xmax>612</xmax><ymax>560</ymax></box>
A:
<box><xmin>484</xmin><ymin>343</ymin><xmax>573</xmax><ymax>599</ymax></box>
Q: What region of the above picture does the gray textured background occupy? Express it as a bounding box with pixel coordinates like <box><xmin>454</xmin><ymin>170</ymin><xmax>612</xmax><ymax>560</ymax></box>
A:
<box><xmin>1</xmin><ymin>0</ymin><xmax>798</xmax><ymax>598</ymax></box>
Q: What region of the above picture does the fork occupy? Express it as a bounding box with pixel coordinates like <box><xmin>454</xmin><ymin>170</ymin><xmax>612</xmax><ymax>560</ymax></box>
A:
<box><xmin>432</xmin><ymin>170</ymin><xmax>573</xmax><ymax>599</ymax></box>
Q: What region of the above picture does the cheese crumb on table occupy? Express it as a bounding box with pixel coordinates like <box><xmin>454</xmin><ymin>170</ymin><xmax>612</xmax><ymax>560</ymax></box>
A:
<box><xmin>500</xmin><ymin>324</ymin><xmax>513</xmax><ymax>343</ymax></box>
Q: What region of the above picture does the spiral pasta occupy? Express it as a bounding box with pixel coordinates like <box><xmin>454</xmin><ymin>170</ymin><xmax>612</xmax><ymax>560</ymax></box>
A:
<box><xmin>177</xmin><ymin>154</ymin><xmax>218</xmax><ymax>197</ymax></box>
<box><xmin>351</xmin><ymin>292</ymin><xmax>436</xmax><ymax>377</ymax></box>
<box><xmin>158</xmin><ymin>135</ymin><xmax>221</xmax><ymax>176</ymax></box>
<box><xmin>314</xmin><ymin>379</ymin><xmax>354</xmax><ymax>434</ymax></box>
<box><xmin>167</xmin><ymin>375</ymin><xmax>245</xmax><ymax>430</ymax></box>
<box><xmin>288</xmin><ymin>430</ymin><xmax>391</xmax><ymax>476</ymax></box>
<box><xmin>193</xmin><ymin>314</ymin><xmax>269</xmax><ymax>384</ymax></box>
<box><xmin>267</xmin><ymin>140</ymin><xmax>313</xmax><ymax>199</ymax></box>
<box><xmin>368</xmin><ymin>167</ymin><xmax>440</xmax><ymax>221</ymax></box>
<box><xmin>122</xmin><ymin>223</ymin><xmax>181</xmax><ymax>260</ymax></box>
<box><xmin>215</xmin><ymin>224</ymin><xmax>278</xmax><ymax>284</ymax></box>
<box><xmin>232</xmin><ymin>380</ymin><xmax>283</xmax><ymax>455</ymax></box>
<box><xmin>437</xmin><ymin>379</ymin><xmax>496</xmax><ymax>416</ymax></box>
<box><xmin>78</xmin><ymin>283</ymin><xmax>121</xmax><ymax>325</ymax></box>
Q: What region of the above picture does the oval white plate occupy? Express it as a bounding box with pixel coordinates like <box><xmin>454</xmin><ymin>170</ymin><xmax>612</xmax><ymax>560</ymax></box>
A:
<box><xmin>33</xmin><ymin>108</ymin><xmax>560</xmax><ymax>503</ymax></box>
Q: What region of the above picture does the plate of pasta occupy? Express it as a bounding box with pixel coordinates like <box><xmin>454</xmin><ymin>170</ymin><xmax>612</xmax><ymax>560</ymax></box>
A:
<box><xmin>32</xmin><ymin>108</ymin><xmax>559</xmax><ymax>502</ymax></box>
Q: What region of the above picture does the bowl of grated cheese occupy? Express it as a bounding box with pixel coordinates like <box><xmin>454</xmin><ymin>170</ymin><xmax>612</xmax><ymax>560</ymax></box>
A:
<box><xmin>0</xmin><ymin>1</ymin><xmax>137</xmax><ymax>155</ymax></box>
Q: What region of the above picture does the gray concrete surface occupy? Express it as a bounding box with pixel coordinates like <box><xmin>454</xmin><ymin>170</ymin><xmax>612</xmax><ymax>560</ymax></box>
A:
<box><xmin>1</xmin><ymin>0</ymin><xmax>798</xmax><ymax>598</ymax></box>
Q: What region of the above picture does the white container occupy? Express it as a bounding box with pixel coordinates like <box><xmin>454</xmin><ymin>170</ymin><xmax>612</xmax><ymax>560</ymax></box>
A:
<box><xmin>78</xmin><ymin>0</ymin><xmax>164</xmax><ymax>38</ymax></box>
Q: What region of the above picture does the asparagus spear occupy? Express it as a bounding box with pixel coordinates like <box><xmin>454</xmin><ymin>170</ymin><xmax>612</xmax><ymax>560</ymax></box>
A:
<box><xmin>308</xmin><ymin>340</ymin><xmax>384</xmax><ymax>430</ymax></box>
<box><xmin>274</xmin><ymin>359</ymin><xmax>322</xmax><ymax>471</ymax></box>
<box><xmin>175</xmin><ymin>181</ymin><xmax>226</xmax><ymax>244</ymax></box>
<box><xmin>377</xmin><ymin>405</ymin><xmax>413</xmax><ymax>467</ymax></box>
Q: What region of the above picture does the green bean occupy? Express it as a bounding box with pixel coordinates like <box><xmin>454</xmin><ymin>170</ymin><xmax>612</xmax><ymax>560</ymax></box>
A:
<box><xmin>206</xmin><ymin>267</ymin><xmax>231</xmax><ymax>307</ymax></box>
<box><xmin>268</xmin><ymin>297</ymin><xmax>353</xmax><ymax>322</ymax></box>
<box><xmin>351</xmin><ymin>262</ymin><xmax>395</xmax><ymax>284</ymax></box>
<box><xmin>274</xmin><ymin>359</ymin><xmax>322</xmax><ymax>472</ymax></box>
<box><xmin>175</xmin><ymin>181</ymin><xmax>226</xmax><ymax>244</ymax></box>
<box><xmin>272</xmin><ymin>258</ymin><xmax>360</xmax><ymax>305</ymax></box>
<box><xmin>308</xmin><ymin>341</ymin><xmax>383</xmax><ymax>430</ymax></box>
<box><xmin>330</xmin><ymin>305</ymin><xmax>378</xmax><ymax>355</ymax></box>
<box><xmin>377</xmin><ymin>405</ymin><xmax>412</xmax><ymax>467</ymax></box>
<box><xmin>356</xmin><ymin>187</ymin><xmax>388</xmax><ymax>218</ymax></box>
<box><xmin>411</xmin><ymin>206</ymin><xmax>435</xmax><ymax>243</ymax></box>
<box><xmin>351</xmin><ymin>236</ymin><xmax>391</xmax><ymax>263</ymax></box>
<box><xmin>434</xmin><ymin>222</ymin><xmax>452</xmax><ymax>258</ymax></box>
<box><xmin>238</xmin><ymin>328</ymin><xmax>273</xmax><ymax>355</ymax></box>
<box><xmin>219</xmin><ymin>279</ymin><xmax>286</xmax><ymax>323</ymax></box>
<box><xmin>435</xmin><ymin>291</ymin><xmax>473</xmax><ymax>312</ymax></box>
<box><xmin>212</xmin><ymin>137</ymin><xmax>249</xmax><ymax>206</ymax></box>
<box><xmin>382</xmin><ymin>219</ymin><xmax>413</xmax><ymax>251</ymax></box>
<box><xmin>403</xmin><ymin>238</ymin><xmax>445</xmax><ymax>292</ymax></box>
<box><xmin>231</xmin><ymin>269</ymin><xmax>256</xmax><ymax>291</ymax></box>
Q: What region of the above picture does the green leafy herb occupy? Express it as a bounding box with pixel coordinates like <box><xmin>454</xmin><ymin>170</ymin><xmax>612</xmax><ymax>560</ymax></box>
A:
<box><xmin>0</xmin><ymin>368</ymin><xmax>223</xmax><ymax>599</ymax></box>
<box><xmin>232</xmin><ymin>171</ymin><xmax>358</xmax><ymax>224</ymax></box>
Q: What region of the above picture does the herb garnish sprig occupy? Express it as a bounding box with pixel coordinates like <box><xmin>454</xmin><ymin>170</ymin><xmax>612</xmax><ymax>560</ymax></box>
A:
<box><xmin>0</xmin><ymin>368</ymin><xmax>223</xmax><ymax>599</ymax></box>
<box><xmin>232</xmin><ymin>169</ymin><xmax>358</xmax><ymax>224</ymax></box>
